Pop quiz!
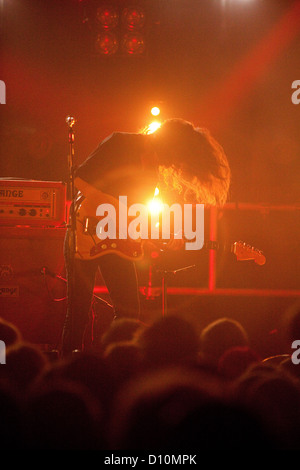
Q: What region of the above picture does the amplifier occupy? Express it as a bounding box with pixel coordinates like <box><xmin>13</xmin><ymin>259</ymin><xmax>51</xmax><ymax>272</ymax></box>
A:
<box><xmin>0</xmin><ymin>179</ymin><xmax>66</xmax><ymax>227</ymax></box>
<box><xmin>0</xmin><ymin>226</ymin><xmax>66</xmax><ymax>345</ymax></box>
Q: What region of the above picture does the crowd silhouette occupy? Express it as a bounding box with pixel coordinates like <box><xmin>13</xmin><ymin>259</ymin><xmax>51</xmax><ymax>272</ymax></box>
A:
<box><xmin>1</xmin><ymin>303</ymin><xmax>300</xmax><ymax>450</ymax></box>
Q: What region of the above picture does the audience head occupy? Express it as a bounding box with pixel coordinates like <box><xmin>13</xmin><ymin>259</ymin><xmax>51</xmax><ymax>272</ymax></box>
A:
<box><xmin>218</xmin><ymin>346</ymin><xmax>261</xmax><ymax>380</ymax></box>
<box><xmin>103</xmin><ymin>341</ymin><xmax>143</xmax><ymax>388</ymax></box>
<box><xmin>109</xmin><ymin>366</ymin><xmax>270</xmax><ymax>449</ymax></box>
<box><xmin>3</xmin><ymin>341</ymin><xmax>48</xmax><ymax>390</ymax></box>
<box><xmin>282</xmin><ymin>301</ymin><xmax>300</xmax><ymax>346</ymax></box>
<box><xmin>279</xmin><ymin>356</ymin><xmax>300</xmax><ymax>381</ymax></box>
<box><xmin>101</xmin><ymin>318</ymin><xmax>144</xmax><ymax>352</ymax></box>
<box><xmin>0</xmin><ymin>319</ymin><xmax>22</xmax><ymax>348</ymax></box>
<box><xmin>200</xmin><ymin>317</ymin><xmax>249</xmax><ymax>368</ymax></box>
<box><xmin>39</xmin><ymin>351</ymin><xmax>113</xmax><ymax>410</ymax></box>
<box><xmin>26</xmin><ymin>380</ymin><xmax>103</xmax><ymax>449</ymax></box>
<box><xmin>137</xmin><ymin>315</ymin><xmax>200</xmax><ymax>368</ymax></box>
<box><xmin>0</xmin><ymin>383</ymin><xmax>24</xmax><ymax>449</ymax></box>
<box><xmin>237</xmin><ymin>371</ymin><xmax>300</xmax><ymax>449</ymax></box>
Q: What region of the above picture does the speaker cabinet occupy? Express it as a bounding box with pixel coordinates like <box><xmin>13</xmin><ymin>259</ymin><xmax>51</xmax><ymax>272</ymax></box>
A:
<box><xmin>0</xmin><ymin>227</ymin><xmax>66</xmax><ymax>345</ymax></box>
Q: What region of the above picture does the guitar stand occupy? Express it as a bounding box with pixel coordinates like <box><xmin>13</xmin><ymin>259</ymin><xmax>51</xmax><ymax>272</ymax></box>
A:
<box><xmin>157</xmin><ymin>264</ymin><xmax>196</xmax><ymax>317</ymax></box>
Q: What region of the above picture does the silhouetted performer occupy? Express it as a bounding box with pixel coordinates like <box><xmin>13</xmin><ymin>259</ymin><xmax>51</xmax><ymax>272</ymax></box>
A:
<box><xmin>62</xmin><ymin>118</ymin><xmax>230</xmax><ymax>353</ymax></box>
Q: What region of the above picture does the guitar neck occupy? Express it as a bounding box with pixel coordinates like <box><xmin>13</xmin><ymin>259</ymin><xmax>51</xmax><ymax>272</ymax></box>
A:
<box><xmin>203</xmin><ymin>240</ymin><xmax>233</xmax><ymax>253</ymax></box>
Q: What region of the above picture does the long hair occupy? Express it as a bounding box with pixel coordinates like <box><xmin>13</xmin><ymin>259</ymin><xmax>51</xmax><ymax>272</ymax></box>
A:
<box><xmin>151</xmin><ymin>119</ymin><xmax>230</xmax><ymax>206</ymax></box>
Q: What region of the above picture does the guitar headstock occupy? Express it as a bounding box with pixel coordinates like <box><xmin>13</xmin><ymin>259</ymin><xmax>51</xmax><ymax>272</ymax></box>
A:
<box><xmin>233</xmin><ymin>241</ymin><xmax>266</xmax><ymax>266</ymax></box>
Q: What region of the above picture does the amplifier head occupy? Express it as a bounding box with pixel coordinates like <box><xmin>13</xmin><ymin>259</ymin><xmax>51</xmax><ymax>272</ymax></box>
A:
<box><xmin>0</xmin><ymin>179</ymin><xmax>67</xmax><ymax>227</ymax></box>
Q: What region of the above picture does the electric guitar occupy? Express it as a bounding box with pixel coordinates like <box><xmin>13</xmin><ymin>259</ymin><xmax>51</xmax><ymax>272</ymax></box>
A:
<box><xmin>73</xmin><ymin>191</ymin><xmax>266</xmax><ymax>265</ymax></box>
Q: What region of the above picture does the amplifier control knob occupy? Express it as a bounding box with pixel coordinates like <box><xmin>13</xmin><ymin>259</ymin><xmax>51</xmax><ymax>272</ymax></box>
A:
<box><xmin>18</xmin><ymin>208</ymin><xmax>26</xmax><ymax>216</ymax></box>
<box><xmin>29</xmin><ymin>209</ymin><xmax>37</xmax><ymax>216</ymax></box>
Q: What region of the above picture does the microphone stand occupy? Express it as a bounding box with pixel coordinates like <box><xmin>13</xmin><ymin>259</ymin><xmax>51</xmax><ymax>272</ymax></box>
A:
<box><xmin>157</xmin><ymin>264</ymin><xmax>196</xmax><ymax>317</ymax></box>
<box><xmin>66</xmin><ymin>116</ymin><xmax>77</xmax><ymax>350</ymax></box>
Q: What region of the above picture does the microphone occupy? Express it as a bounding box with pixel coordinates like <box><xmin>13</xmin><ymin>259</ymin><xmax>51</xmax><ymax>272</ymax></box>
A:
<box><xmin>41</xmin><ymin>267</ymin><xmax>67</xmax><ymax>284</ymax></box>
<box><xmin>41</xmin><ymin>266</ymin><xmax>56</xmax><ymax>278</ymax></box>
<box><xmin>65</xmin><ymin>116</ymin><xmax>76</xmax><ymax>127</ymax></box>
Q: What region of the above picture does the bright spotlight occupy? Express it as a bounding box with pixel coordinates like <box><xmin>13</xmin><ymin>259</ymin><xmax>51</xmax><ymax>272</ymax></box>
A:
<box><xmin>148</xmin><ymin>197</ymin><xmax>164</xmax><ymax>216</ymax></box>
<box><xmin>151</xmin><ymin>106</ymin><xmax>160</xmax><ymax>117</ymax></box>
<box><xmin>146</xmin><ymin>121</ymin><xmax>161</xmax><ymax>134</ymax></box>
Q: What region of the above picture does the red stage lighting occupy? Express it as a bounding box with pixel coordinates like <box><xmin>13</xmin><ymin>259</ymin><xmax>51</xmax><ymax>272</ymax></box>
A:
<box><xmin>96</xmin><ymin>5</ymin><xmax>119</xmax><ymax>29</ymax></box>
<box><xmin>95</xmin><ymin>32</ymin><xmax>119</xmax><ymax>55</ymax></box>
<box><xmin>121</xmin><ymin>32</ymin><xmax>145</xmax><ymax>55</ymax></box>
<box><xmin>122</xmin><ymin>6</ymin><xmax>146</xmax><ymax>31</ymax></box>
<box><xmin>93</xmin><ymin>3</ymin><xmax>147</xmax><ymax>57</ymax></box>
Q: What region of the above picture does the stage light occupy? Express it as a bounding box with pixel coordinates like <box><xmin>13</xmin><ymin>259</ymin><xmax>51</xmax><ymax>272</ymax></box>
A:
<box><xmin>148</xmin><ymin>188</ymin><xmax>163</xmax><ymax>217</ymax></box>
<box><xmin>121</xmin><ymin>32</ymin><xmax>145</xmax><ymax>55</ymax></box>
<box><xmin>122</xmin><ymin>6</ymin><xmax>146</xmax><ymax>31</ymax></box>
<box><xmin>96</xmin><ymin>5</ymin><xmax>119</xmax><ymax>29</ymax></box>
<box><xmin>148</xmin><ymin>197</ymin><xmax>164</xmax><ymax>216</ymax></box>
<box><xmin>93</xmin><ymin>2</ymin><xmax>148</xmax><ymax>57</ymax></box>
<box><xmin>147</xmin><ymin>121</ymin><xmax>161</xmax><ymax>134</ymax></box>
<box><xmin>95</xmin><ymin>32</ymin><xmax>119</xmax><ymax>55</ymax></box>
<box><xmin>151</xmin><ymin>106</ymin><xmax>160</xmax><ymax>117</ymax></box>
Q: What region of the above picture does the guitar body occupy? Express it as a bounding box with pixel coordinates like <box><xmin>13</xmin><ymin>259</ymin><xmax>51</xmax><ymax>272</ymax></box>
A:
<box><xmin>74</xmin><ymin>191</ymin><xmax>145</xmax><ymax>261</ymax></box>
